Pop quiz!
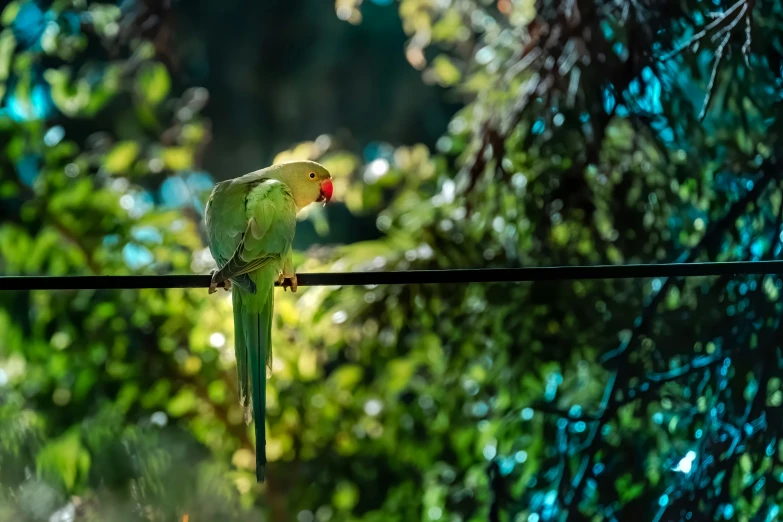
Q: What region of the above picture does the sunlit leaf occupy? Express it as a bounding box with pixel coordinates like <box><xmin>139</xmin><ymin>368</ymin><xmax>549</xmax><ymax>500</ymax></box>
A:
<box><xmin>104</xmin><ymin>141</ymin><xmax>140</xmax><ymax>174</ymax></box>
<box><xmin>137</xmin><ymin>62</ymin><xmax>171</xmax><ymax>105</ymax></box>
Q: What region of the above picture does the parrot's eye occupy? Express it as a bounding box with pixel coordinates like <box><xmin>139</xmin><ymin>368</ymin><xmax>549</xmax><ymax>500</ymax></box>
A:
<box><xmin>309</xmin><ymin>172</ymin><xmax>316</xmax><ymax>179</ymax></box>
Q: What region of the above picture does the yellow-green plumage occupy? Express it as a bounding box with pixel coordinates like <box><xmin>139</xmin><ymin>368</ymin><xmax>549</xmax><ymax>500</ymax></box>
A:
<box><xmin>204</xmin><ymin>161</ymin><xmax>331</xmax><ymax>482</ymax></box>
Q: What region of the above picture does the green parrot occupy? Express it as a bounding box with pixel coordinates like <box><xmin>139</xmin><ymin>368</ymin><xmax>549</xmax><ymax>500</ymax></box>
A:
<box><xmin>204</xmin><ymin>160</ymin><xmax>333</xmax><ymax>482</ymax></box>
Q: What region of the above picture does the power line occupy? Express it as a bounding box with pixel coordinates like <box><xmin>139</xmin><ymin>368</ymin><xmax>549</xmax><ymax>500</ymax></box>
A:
<box><xmin>0</xmin><ymin>260</ymin><xmax>781</xmax><ymax>291</ymax></box>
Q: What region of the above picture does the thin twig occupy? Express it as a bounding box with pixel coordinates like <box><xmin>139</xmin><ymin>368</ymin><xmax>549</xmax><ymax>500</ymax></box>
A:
<box><xmin>659</xmin><ymin>0</ymin><xmax>748</xmax><ymax>61</ymax></box>
<box><xmin>699</xmin><ymin>31</ymin><xmax>731</xmax><ymax>121</ymax></box>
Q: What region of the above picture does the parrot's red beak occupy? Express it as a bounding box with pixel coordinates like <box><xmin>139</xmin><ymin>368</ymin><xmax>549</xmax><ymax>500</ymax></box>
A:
<box><xmin>318</xmin><ymin>179</ymin><xmax>333</xmax><ymax>204</ymax></box>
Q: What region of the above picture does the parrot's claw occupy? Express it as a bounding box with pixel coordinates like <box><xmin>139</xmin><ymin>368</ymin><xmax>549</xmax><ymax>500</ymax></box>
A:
<box><xmin>223</xmin><ymin>279</ymin><xmax>232</xmax><ymax>292</ymax></box>
<box><xmin>208</xmin><ymin>269</ymin><xmax>222</xmax><ymax>295</ymax></box>
<box><xmin>278</xmin><ymin>273</ymin><xmax>298</xmax><ymax>293</ymax></box>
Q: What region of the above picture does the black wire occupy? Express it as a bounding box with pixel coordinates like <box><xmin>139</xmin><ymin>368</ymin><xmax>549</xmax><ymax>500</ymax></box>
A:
<box><xmin>0</xmin><ymin>260</ymin><xmax>781</xmax><ymax>291</ymax></box>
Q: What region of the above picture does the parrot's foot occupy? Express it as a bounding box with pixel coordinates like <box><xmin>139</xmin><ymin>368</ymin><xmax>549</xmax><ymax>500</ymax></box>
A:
<box><xmin>208</xmin><ymin>269</ymin><xmax>227</xmax><ymax>294</ymax></box>
<box><xmin>277</xmin><ymin>273</ymin><xmax>298</xmax><ymax>293</ymax></box>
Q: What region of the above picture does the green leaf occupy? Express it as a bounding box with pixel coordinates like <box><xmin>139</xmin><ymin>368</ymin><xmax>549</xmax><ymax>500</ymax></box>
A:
<box><xmin>616</xmin><ymin>473</ymin><xmax>645</xmax><ymax>503</ymax></box>
<box><xmin>0</xmin><ymin>31</ymin><xmax>16</xmax><ymax>84</ymax></box>
<box><xmin>36</xmin><ymin>431</ymin><xmax>91</xmax><ymax>491</ymax></box>
<box><xmin>0</xmin><ymin>2</ymin><xmax>19</xmax><ymax>25</ymax></box>
<box><xmin>333</xmin><ymin>481</ymin><xmax>359</xmax><ymax>510</ymax></box>
<box><xmin>431</xmin><ymin>10</ymin><xmax>464</xmax><ymax>43</ymax></box>
<box><xmin>141</xmin><ymin>379</ymin><xmax>172</xmax><ymax>409</ymax></box>
<box><xmin>137</xmin><ymin>62</ymin><xmax>171</xmax><ymax>105</ymax></box>
<box><xmin>116</xmin><ymin>383</ymin><xmax>140</xmax><ymax>412</ymax></box>
<box><xmin>162</xmin><ymin>147</ymin><xmax>193</xmax><ymax>171</ymax></box>
<box><xmin>431</xmin><ymin>56</ymin><xmax>461</xmax><ymax>86</ymax></box>
<box><xmin>386</xmin><ymin>358</ymin><xmax>416</xmax><ymax>394</ymax></box>
<box><xmin>104</xmin><ymin>141</ymin><xmax>140</xmax><ymax>174</ymax></box>
<box><xmin>167</xmin><ymin>387</ymin><xmax>197</xmax><ymax>417</ymax></box>
<box><xmin>330</xmin><ymin>364</ymin><xmax>364</xmax><ymax>390</ymax></box>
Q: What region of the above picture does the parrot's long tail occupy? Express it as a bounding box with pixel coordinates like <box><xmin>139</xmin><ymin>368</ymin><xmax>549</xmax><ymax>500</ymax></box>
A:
<box><xmin>238</xmin><ymin>268</ymin><xmax>275</xmax><ymax>483</ymax></box>
<box><xmin>232</xmin><ymin>289</ymin><xmax>251</xmax><ymax>420</ymax></box>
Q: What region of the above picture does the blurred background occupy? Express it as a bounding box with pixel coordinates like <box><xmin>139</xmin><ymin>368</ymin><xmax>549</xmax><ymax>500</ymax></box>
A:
<box><xmin>2</xmin><ymin>0</ymin><xmax>783</xmax><ymax>521</ymax></box>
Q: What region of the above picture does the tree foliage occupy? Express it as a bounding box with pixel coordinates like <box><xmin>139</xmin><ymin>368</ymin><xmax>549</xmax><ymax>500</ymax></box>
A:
<box><xmin>2</xmin><ymin>0</ymin><xmax>783</xmax><ymax>521</ymax></box>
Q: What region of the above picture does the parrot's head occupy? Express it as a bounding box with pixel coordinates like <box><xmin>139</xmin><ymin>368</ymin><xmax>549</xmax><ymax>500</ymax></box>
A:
<box><xmin>274</xmin><ymin>160</ymin><xmax>333</xmax><ymax>209</ymax></box>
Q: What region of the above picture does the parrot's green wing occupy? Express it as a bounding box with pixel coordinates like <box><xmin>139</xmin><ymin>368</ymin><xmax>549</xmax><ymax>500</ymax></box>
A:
<box><xmin>205</xmin><ymin>175</ymin><xmax>296</xmax><ymax>483</ymax></box>
<box><xmin>205</xmin><ymin>170</ymin><xmax>265</xmax><ymax>293</ymax></box>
